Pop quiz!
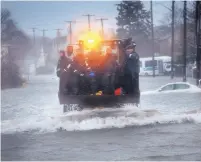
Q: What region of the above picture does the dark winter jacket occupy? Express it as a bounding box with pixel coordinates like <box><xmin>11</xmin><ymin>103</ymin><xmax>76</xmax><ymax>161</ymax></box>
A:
<box><xmin>56</xmin><ymin>56</ymin><xmax>72</xmax><ymax>77</ymax></box>
<box><xmin>124</xmin><ymin>52</ymin><xmax>140</xmax><ymax>75</ymax></box>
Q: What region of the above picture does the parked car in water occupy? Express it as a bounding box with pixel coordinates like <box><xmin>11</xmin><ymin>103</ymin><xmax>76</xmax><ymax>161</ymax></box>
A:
<box><xmin>141</xmin><ymin>82</ymin><xmax>201</xmax><ymax>95</ymax></box>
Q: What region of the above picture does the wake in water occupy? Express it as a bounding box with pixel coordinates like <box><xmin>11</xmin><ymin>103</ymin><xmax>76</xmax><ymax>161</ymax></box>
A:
<box><xmin>1</xmin><ymin>105</ymin><xmax>201</xmax><ymax>134</ymax></box>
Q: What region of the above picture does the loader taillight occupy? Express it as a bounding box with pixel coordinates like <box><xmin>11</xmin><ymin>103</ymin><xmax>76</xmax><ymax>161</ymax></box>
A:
<box><xmin>115</xmin><ymin>88</ymin><xmax>122</xmax><ymax>96</ymax></box>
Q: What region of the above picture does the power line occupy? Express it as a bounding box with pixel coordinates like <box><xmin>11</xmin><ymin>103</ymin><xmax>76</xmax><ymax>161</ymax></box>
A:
<box><xmin>154</xmin><ymin>2</ymin><xmax>172</xmax><ymax>11</ymax></box>
<box><xmin>83</xmin><ymin>14</ymin><xmax>95</xmax><ymax>31</ymax></box>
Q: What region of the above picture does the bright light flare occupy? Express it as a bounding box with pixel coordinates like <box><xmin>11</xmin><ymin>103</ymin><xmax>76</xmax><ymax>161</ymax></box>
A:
<box><xmin>79</xmin><ymin>31</ymin><xmax>101</xmax><ymax>49</ymax></box>
<box><xmin>88</xmin><ymin>39</ymin><xmax>94</xmax><ymax>43</ymax></box>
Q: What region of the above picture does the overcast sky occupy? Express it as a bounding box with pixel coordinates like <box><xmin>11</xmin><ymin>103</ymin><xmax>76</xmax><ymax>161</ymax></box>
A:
<box><xmin>2</xmin><ymin>1</ymin><xmax>173</xmax><ymax>38</ymax></box>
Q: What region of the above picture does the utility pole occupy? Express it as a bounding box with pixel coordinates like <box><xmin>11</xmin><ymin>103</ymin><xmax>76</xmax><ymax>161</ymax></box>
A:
<box><xmin>31</xmin><ymin>27</ymin><xmax>37</xmax><ymax>76</ymax></box>
<box><xmin>83</xmin><ymin>14</ymin><xmax>95</xmax><ymax>31</ymax></box>
<box><xmin>31</xmin><ymin>28</ymin><xmax>36</xmax><ymax>45</ymax></box>
<box><xmin>65</xmin><ymin>21</ymin><xmax>76</xmax><ymax>44</ymax></box>
<box><xmin>96</xmin><ymin>18</ymin><xmax>108</xmax><ymax>38</ymax></box>
<box><xmin>196</xmin><ymin>1</ymin><xmax>201</xmax><ymax>86</ymax></box>
<box><xmin>183</xmin><ymin>1</ymin><xmax>187</xmax><ymax>82</ymax></box>
<box><xmin>150</xmin><ymin>0</ymin><xmax>155</xmax><ymax>77</ymax></box>
<box><xmin>154</xmin><ymin>2</ymin><xmax>175</xmax><ymax>79</ymax></box>
<box><xmin>54</xmin><ymin>28</ymin><xmax>63</xmax><ymax>52</ymax></box>
<box><xmin>41</xmin><ymin>29</ymin><xmax>48</xmax><ymax>48</ymax></box>
<box><xmin>171</xmin><ymin>1</ymin><xmax>175</xmax><ymax>79</ymax></box>
<box><xmin>40</xmin><ymin>29</ymin><xmax>48</xmax><ymax>66</ymax></box>
<box><xmin>54</xmin><ymin>28</ymin><xmax>63</xmax><ymax>37</ymax></box>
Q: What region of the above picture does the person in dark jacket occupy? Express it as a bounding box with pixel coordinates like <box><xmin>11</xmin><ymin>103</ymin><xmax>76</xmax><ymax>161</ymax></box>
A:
<box><xmin>123</xmin><ymin>41</ymin><xmax>140</xmax><ymax>95</ymax></box>
<box><xmin>57</xmin><ymin>49</ymin><xmax>74</xmax><ymax>94</ymax></box>
<box><xmin>101</xmin><ymin>47</ymin><xmax>118</xmax><ymax>94</ymax></box>
<box><xmin>56</xmin><ymin>50</ymin><xmax>70</xmax><ymax>78</ymax></box>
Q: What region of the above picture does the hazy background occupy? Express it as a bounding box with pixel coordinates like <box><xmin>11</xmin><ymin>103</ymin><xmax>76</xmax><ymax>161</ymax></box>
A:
<box><xmin>2</xmin><ymin>1</ymin><xmax>172</xmax><ymax>38</ymax></box>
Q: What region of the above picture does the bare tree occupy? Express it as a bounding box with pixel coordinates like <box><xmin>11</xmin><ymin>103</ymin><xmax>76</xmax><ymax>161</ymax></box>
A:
<box><xmin>1</xmin><ymin>8</ymin><xmax>31</xmax><ymax>89</ymax></box>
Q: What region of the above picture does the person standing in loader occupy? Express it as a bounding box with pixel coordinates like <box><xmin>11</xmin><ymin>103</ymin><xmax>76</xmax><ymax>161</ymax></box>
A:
<box><xmin>56</xmin><ymin>47</ymin><xmax>74</xmax><ymax>95</ymax></box>
<box><xmin>102</xmin><ymin>47</ymin><xmax>118</xmax><ymax>94</ymax></box>
<box><xmin>124</xmin><ymin>41</ymin><xmax>140</xmax><ymax>96</ymax></box>
<box><xmin>56</xmin><ymin>50</ymin><xmax>69</xmax><ymax>78</ymax></box>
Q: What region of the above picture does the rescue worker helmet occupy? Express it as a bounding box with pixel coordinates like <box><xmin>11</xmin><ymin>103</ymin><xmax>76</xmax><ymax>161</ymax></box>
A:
<box><xmin>125</xmin><ymin>41</ymin><xmax>136</xmax><ymax>50</ymax></box>
<box><xmin>125</xmin><ymin>41</ymin><xmax>136</xmax><ymax>54</ymax></box>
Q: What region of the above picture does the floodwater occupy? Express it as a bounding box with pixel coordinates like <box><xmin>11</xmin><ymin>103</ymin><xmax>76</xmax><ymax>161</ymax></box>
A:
<box><xmin>1</xmin><ymin>75</ymin><xmax>201</xmax><ymax>161</ymax></box>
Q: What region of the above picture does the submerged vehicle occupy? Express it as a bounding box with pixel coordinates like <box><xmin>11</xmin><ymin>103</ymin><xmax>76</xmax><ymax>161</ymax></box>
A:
<box><xmin>57</xmin><ymin>34</ymin><xmax>140</xmax><ymax>112</ymax></box>
<box><xmin>141</xmin><ymin>82</ymin><xmax>201</xmax><ymax>95</ymax></box>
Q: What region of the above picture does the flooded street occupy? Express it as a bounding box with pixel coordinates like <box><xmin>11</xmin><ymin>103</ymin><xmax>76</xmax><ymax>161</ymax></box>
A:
<box><xmin>1</xmin><ymin>0</ymin><xmax>201</xmax><ymax>160</ymax></box>
<box><xmin>1</xmin><ymin>75</ymin><xmax>201</xmax><ymax>160</ymax></box>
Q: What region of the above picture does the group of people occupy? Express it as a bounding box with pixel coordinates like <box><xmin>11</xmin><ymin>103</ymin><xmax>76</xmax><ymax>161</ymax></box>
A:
<box><xmin>56</xmin><ymin>40</ymin><xmax>140</xmax><ymax>96</ymax></box>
